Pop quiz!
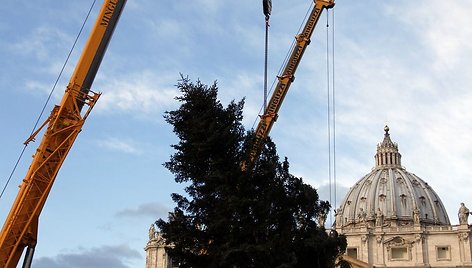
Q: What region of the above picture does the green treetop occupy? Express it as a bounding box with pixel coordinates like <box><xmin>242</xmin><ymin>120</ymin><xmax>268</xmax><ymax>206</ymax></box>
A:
<box><xmin>157</xmin><ymin>76</ymin><xmax>346</xmax><ymax>268</ymax></box>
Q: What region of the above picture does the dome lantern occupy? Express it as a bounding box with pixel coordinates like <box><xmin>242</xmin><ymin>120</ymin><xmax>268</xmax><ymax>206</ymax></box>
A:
<box><xmin>374</xmin><ymin>125</ymin><xmax>402</xmax><ymax>168</ymax></box>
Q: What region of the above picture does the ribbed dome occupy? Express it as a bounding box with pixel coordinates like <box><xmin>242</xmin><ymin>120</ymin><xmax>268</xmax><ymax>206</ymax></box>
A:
<box><xmin>336</xmin><ymin>126</ymin><xmax>450</xmax><ymax>229</ymax></box>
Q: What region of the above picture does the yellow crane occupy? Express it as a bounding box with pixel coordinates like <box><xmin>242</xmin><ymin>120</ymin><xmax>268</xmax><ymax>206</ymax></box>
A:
<box><xmin>243</xmin><ymin>0</ymin><xmax>335</xmax><ymax>170</ymax></box>
<box><xmin>0</xmin><ymin>1</ymin><xmax>127</xmax><ymax>267</ymax></box>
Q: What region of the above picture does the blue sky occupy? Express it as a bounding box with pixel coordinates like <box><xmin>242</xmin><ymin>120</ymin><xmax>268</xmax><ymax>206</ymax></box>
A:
<box><xmin>1</xmin><ymin>0</ymin><xmax>472</xmax><ymax>267</ymax></box>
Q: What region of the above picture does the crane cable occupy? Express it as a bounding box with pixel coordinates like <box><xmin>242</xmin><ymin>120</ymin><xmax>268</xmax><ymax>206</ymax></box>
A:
<box><xmin>264</xmin><ymin>19</ymin><xmax>269</xmax><ymax>110</ymax></box>
<box><xmin>0</xmin><ymin>0</ymin><xmax>97</xmax><ymax>200</ymax></box>
<box><xmin>332</xmin><ymin>8</ymin><xmax>337</xmax><ymax>224</ymax></box>
<box><xmin>326</xmin><ymin>10</ymin><xmax>332</xmax><ymax>226</ymax></box>
<box><xmin>263</xmin><ymin>0</ymin><xmax>272</xmax><ymax>110</ymax></box>
<box><xmin>325</xmin><ymin>8</ymin><xmax>337</xmax><ymax>226</ymax></box>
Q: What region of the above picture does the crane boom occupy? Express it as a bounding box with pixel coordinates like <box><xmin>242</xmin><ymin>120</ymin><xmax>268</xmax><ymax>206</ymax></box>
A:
<box><xmin>243</xmin><ymin>0</ymin><xmax>334</xmax><ymax>170</ymax></box>
<box><xmin>0</xmin><ymin>1</ymin><xmax>126</xmax><ymax>267</ymax></box>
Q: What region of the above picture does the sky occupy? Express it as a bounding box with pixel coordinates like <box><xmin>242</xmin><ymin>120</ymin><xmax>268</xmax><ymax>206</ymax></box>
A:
<box><xmin>1</xmin><ymin>0</ymin><xmax>471</xmax><ymax>267</ymax></box>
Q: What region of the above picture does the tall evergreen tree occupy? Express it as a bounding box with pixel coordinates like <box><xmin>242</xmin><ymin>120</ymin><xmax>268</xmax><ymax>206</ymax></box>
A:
<box><xmin>157</xmin><ymin>76</ymin><xmax>346</xmax><ymax>267</ymax></box>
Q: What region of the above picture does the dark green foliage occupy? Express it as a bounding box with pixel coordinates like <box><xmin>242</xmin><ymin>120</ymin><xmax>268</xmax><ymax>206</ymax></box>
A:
<box><xmin>157</xmin><ymin>76</ymin><xmax>346</xmax><ymax>267</ymax></box>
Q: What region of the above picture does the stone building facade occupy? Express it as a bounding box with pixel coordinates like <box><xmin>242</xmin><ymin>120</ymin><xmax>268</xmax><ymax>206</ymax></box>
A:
<box><xmin>145</xmin><ymin>224</ymin><xmax>172</xmax><ymax>268</ymax></box>
<box><xmin>335</xmin><ymin>126</ymin><xmax>472</xmax><ymax>267</ymax></box>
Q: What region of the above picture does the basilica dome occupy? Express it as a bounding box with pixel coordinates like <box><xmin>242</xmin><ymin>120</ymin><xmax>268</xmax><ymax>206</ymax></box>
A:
<box><xmin>336</xmin><ymin>126</ymin><xmax>450</xmax><ymax>228</ymax></box>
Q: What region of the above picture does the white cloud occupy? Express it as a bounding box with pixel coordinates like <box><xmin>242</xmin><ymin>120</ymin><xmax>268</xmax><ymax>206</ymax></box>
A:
<box><xmin>395</xmin><ymin>0</ymin><xmax>472</xmax><ymax>71</ymax></box>
<box><xmin>10</xmin><ymin>26</ymin><xmax>71</xmax><ymax>61</ymax></box>
<box><xmin>221</xmin><ymin>71</ymin><xmax>263</xmax><ymax>126</ymax></box>
<box><xmin>97</xmin><ymin>137</ymin><xmax>142</xmax><ymax>155</ymax></box>
<box><xmin>33</xmin><ymin>244</ymin><xmax>141</xmax><ymax>268</ymax></box>
<box><xmin>153</xmin><ymin>18</ymin><xmax>185</xmax><ymax>39</ymax></box>
<box><xmin>195</xmin><ymin>0</ymin><xmax>224</xmax><ymax>15</ymax></box>
<box><xmin>95</xmin><ymin>71</ymin><xmax>179</xmax><ymax>116</ymax></box>
<box><xmin>24</xmin><ymin>79</ymin><xmax>54</xmax><ymax>96</ymax></box>
<box><xmin>115</xmin><ymin>202</ymin><xmax>171</xmax><ymax>219</ymax></box>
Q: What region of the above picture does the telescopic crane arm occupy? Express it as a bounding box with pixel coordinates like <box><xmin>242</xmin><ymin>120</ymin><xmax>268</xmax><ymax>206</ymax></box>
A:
<box><xmin>243</xmin><ymin>0</ymin><xmax>334</xmax><ymax>171</ymax></box>
<box><xmin>0</xmin><ymin>1</ymin><xmax>126</xmax><ymax>267</ymax></box>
